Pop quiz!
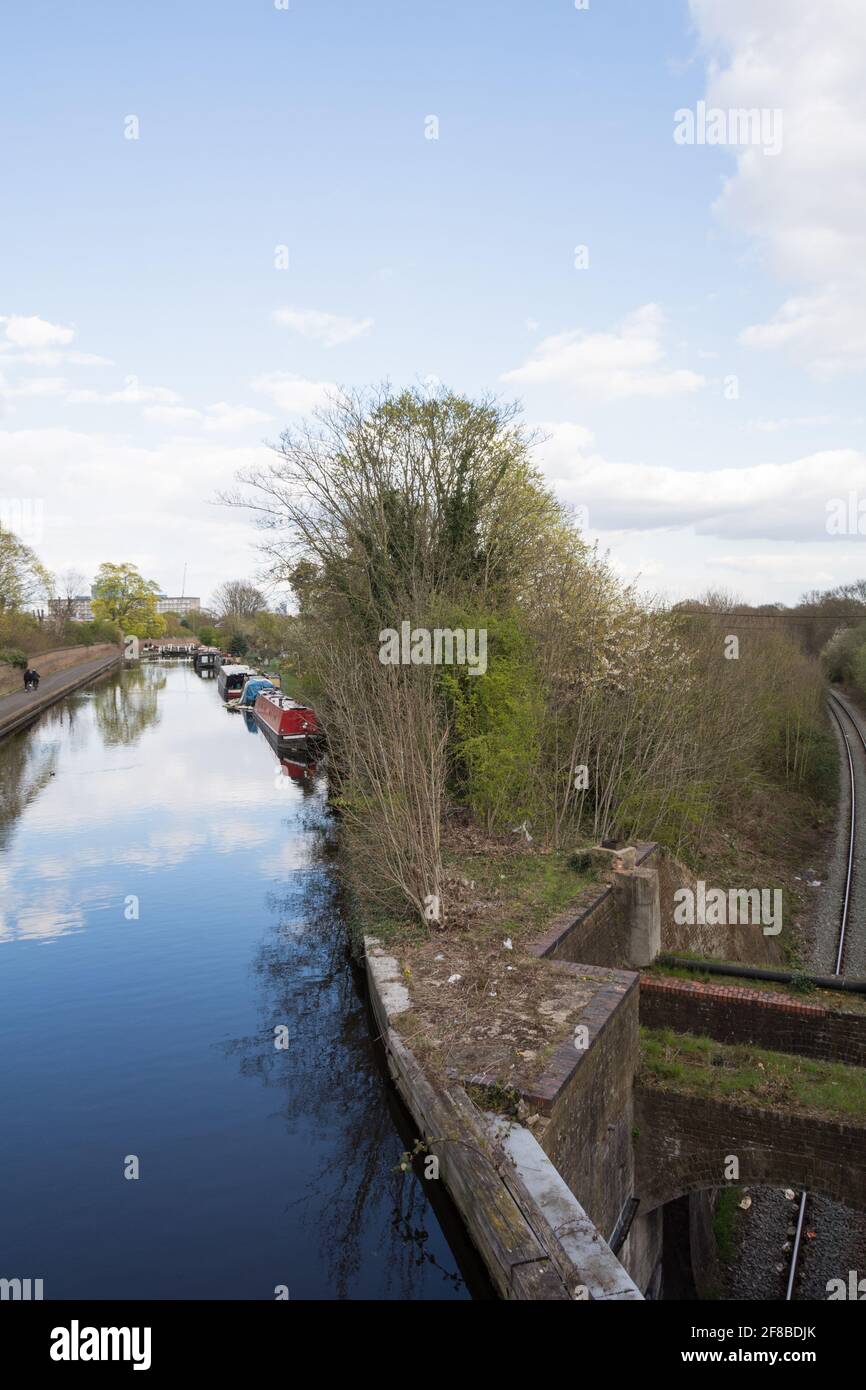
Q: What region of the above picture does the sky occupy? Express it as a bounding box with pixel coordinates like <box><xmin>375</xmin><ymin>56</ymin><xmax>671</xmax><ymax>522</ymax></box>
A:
<box><xmin>1</xmin><ymin>0</ymin><xmax>865</xmax><ymax>609</ymax></box>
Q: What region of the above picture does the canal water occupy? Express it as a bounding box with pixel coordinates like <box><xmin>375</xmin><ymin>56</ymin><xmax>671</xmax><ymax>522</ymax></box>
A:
<box><xmin>0</xmin><ymin>662</ymin><xmax>489</xmax><ymax>1299</ymax></box>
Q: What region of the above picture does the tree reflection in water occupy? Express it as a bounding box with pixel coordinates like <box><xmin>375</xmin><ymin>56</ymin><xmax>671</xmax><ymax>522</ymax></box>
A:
<box><xmin>0</xmin><ymin>726</ymin><xmax>58</xmax><ymax>851</ymax></box>
<box><xmin>0</xmin><ymin>668</ymin><xmax>163</xmax><ymax>850</ymax></box>
<box><xmin>93</xmin><ymin>663</ymin><xmax>164</xmax><ymax>746</ymax></box>
<box><xmin>221</xmin><ymin>818</ymin><xmax>483</xmax><ymax>1298</ymax></box>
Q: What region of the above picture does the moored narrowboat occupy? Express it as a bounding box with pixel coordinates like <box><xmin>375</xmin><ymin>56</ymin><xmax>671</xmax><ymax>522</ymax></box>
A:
<box><xmin>253</xmin><ymin>689</ymin><xmax>319</xmax><ymax>751</ymax></box>
<box><xmin>194</xmin><ymin>646</ymin><xmax>221</xmax><ymax>674</ymax></box>
<box><xmin>217</xmin><ymin>663</ymin><xmax>253</xmax><ymax>701</ymax></box>
<box><xmin>237</xmin><ymin>675</ymin><xmax>276</xmax><ymax>707</ymax></box>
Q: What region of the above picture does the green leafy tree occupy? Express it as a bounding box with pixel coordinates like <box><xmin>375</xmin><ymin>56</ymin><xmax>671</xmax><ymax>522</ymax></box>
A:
<box><xmin>91</xmin><ymin>563</ymin><xmax>165</xmax><ymax>638</ymax></box>
<box><xmin>0</xmin><ymin>526</ymin><xmax>52</xmax><ymax>614</ymax></box>
<box><xmin>438</xmin><ymin>611</ymin><xmax>542</xmax><ymax>830</ymax></box>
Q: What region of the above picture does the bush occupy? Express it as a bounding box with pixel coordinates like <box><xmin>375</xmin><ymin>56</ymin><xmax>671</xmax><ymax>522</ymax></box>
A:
<box><xmin>0</xmin><ymin>612</ymin><xmax>42</xmax><ymax>651</ymax></box>
<box><xmin>0</xmin><ymin>647</ymin><xmax>27</xmax><ymax>668</ymax></box>
<box><xmin>821</xmin><ymin>625</ymin><xmax>865</xmax><ymax>684</ymax></box>
<box><xmin>438</xmin><ymin>611</ymin><xmax>542</xmax><ymax>831</ymax></box>
<box><xmin>65</xmin><ymin>618</ymin><xmax>122</xmax><ymax>646</ymax></box>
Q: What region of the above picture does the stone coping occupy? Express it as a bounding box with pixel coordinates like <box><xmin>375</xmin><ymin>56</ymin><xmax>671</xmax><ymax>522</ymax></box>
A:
<box><xmin>364</xmin><ymin>934</ymin><xmax>642</xmax><ymax>1300</ymax></box>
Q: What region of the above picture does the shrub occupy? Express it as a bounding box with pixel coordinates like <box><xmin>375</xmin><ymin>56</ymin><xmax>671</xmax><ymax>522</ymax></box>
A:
<box><xmin>0</xmin><ymin>647</ymin><xmax>27</xmax><ymax>668</ymax></box>
<box><xmin>438</xmin><ymin>611</ymin><xmax>542</xmax><ymax>831</ymax></box>
<box><xmin>65</xmin><ymin>618</ymin><xmax>122</xmax><ymax>646</ymax></box>
<box><xmin>821</xmin><ymin>625</ymin><xmax>865</xmax><ymax>684</ymax></box>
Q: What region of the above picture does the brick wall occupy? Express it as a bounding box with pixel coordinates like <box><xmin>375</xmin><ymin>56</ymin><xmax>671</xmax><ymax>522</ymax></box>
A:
<box><xmin>641</xmin><ymin>974</ymin><xmax>866</xmax><ymax>1067</ymax></box>
<box><xmin>0</xmin><ymin>643</ymin><xmax>119</xmax><ymax>696</ymax></box>
<box><xmin>529</xmin><ymin>844</ymin><xmax>658</xmax><ymax>970</ymax></box>
<box><xmin>635</xmin><ymin>1084</ymin><xmax>866</xmax><ymax>1214</ymax></box>
<box><xmin>530</xmin><ymin>963</ymin><xmax>640</xmax><ymax>1241</ymax></box>
<box><xmin>529</xmin><ymin>883</ymin><xmax>628</xmax><ymax>967</ymax></box>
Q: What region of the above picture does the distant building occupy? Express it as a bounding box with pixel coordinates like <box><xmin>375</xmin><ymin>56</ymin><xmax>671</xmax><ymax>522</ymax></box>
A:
<box><xmin>48</xmin><ymin>595</ymin><xmax>94</xmax><ymax>622</ymax></box>
<box><xmin>47</xmin><ymin>589</ymin><xmax>201</xmax><ymax>624</ymax></box>
<box><xmin>156</xmin><ymin>596</ymin><xmax>201</xmax><ymax>616</ymax></box>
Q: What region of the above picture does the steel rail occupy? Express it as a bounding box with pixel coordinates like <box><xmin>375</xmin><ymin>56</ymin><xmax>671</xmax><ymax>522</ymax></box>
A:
<box><xmin>827</xmin><ymin>693</ymin><xmax>860</xmax><ymax>976</ymax></box>
<box><xmin>786</xmin><ymin>692</ymin><xmax>860</xmax><ymax>1300</ymax></box>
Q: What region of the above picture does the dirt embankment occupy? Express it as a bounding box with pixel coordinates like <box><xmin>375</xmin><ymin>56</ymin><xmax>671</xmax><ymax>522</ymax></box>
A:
<box><xmin>656</xmin><ymin>851</ymin><xmax>786</xmax><ymax>967</ymax></box>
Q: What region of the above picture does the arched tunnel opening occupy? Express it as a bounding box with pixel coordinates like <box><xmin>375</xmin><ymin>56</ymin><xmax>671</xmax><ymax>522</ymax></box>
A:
<box><xmin>653</xmin><ymin>1186</ymin><xmax>866</xmax><ymax>1301</ymax></box>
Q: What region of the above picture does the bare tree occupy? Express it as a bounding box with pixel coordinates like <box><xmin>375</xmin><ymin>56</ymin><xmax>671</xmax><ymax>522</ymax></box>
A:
<box><xmin>210</xmin><ymin>580</ymin><xmax>266</xmax><ymax>619</ymax></box>
<box><xmin>326</xmin><ymin>646</ymin><xmax>448</xmax><ymax>927</ymax></box>
<box><xmin>52</xmin><ymin>568</ymin><xmax>88</xmax><ymax>627</ymax></box>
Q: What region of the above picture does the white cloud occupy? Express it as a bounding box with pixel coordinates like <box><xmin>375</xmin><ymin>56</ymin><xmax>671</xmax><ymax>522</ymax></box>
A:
<box><xmin>740</xmin><ymin>290</ymin><xmax>866</xmax><ymax>377</ymax></box>
<box><xmin>0</xmin><ymin>314</ymin><xmax>75</xmax><ymax>348</ymax></box>
<box><xmin>541</xmin><ymin>420</ymin><xmax>596</xmax><ymax>451</ymax></box>
<box><xmin>688</xmin><ymin>0</ymin><xmax>866</xmax><ymax>374</ymax></box>
<box><xmin>67</xmin><ymin>375</ymin><xmax>182</xmax><ymax>405</ymax></box>
<box><xmin>142</xmin><ymin>402</ymin><xmax>273</xmax><ymax>433</ymax></box>
<box><xmin>203</xmin><ymin>402</ymin><xmax>271</xmax><ymax>433</ymax></box>
<box><xmin>0</xmin><ymin>425</ymin><xmax>271</xmax><ymax>598</ymax></box>
<box><xmin>749</xmin><ymin>414</ymin><xmax>843</xmax><ymax>433</ymax></box>
<box><xmin>271</xmin><ymin>306</ymin><xmax>374</xmax><ymax>347</ymax></box>
<box><xmin>0</xmin><ymin>374</ymin><xmax>69</xmax><ymax>401</ymax></box>
<box><xmin>538</xmin><ymin>420</ymin><xmax>866</xmax><ymax>542</ymax></box>
<box><xmin>711</xmin><ymin>553</ymin><xmax>840</xmax><ymax>581</ymax></box>
<box><xmin>0</xmin><ymin>348</ymin><xmax>112</xmax><ymax>367</ymax></box>
<box><xmin>142</xmin><ymin>405</ymin><xmax>203</xmax><ymax>426</ymax></box>
<box><xmin>502</xmin><ymin>304</ymin><xmax>705</xmax><ymax>401</ymax></box>
<box><xmin>251</xmin><ymin>372</ymin><xmax>335</xmax><ymax>415</ymax></box>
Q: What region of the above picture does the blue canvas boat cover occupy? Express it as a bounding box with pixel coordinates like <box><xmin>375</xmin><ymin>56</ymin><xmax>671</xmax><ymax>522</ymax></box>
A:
<box><xmin>238</xmin><ymin>677</ymin><xmax>275</xmax><ymax>707</ymax></box>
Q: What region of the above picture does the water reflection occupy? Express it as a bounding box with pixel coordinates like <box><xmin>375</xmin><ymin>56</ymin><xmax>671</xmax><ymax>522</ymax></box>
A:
<box><xmin>0</xmin><ymin>727</ymin><xmax>58</xmax><ymax>853</ymax></box>
<box><xmin>0</xmin><ymin>664</ymin><xmax>484</xmax><ymax>1298</ymax></box>
<box><xmin>93</xmin><ymin>663</ymin><xmax>164</xmax><ymax>745</ymax></box>
<box><xmin>279</xmin><ymin>751</ymin><xmax>319</xmax><ymax>786</ymax></box>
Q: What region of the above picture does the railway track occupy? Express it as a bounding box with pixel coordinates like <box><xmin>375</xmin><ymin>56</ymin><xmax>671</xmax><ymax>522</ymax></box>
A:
<box><xmin>826</xmin><ymin>693</ymin><xmax>858</xmax><ymax>975</ymax></box>
<box><xmin>786</xmin><ymin>691</ymin><xmax>863</xmax><ymax>1299</ymax></box>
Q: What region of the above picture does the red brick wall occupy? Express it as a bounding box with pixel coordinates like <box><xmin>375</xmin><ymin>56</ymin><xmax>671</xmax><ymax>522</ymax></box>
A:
<box><xmin>641</xmin><ymin>974</ymin><xmax>866</xmax><ymax>1067</ymax></box>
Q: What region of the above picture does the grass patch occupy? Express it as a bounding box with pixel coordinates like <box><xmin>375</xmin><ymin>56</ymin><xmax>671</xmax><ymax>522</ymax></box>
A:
<box><xmin>464</xmin><ymin>1080</ymin><xmax>522</xmax><ymax>1117</ymax></box>
<box><xmin>640</xmin><ymin>1026</ymin><xmax>866</xmax><ymax>1122</ymax></box>
<box><xmin>355</xmin><ymin>830</ymin><xmax>598</xmax><ymax>951</ymax></box>
<box><xmin>442</xmin><ymin>837</ymin><xmax>598</xmax><ymax>938</ymax></box>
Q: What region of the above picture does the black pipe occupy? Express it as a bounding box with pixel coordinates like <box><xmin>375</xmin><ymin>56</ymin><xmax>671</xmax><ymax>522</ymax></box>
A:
<box><xmin>609</xmin><ymin>1196</ymin><xmax>640</xmax><ymax>1256</ymax></box>
<box><xmin>656</xmin><ymin>954</ymin><xmax>866</xmax><ymax>995</ymax></box>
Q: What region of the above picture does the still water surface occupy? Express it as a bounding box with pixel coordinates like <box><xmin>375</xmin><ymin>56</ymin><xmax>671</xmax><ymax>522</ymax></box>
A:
<box><xmin>0</xmin><ymin>663</ymin><xmax>489</xmax><ymax>1299</ymax></box>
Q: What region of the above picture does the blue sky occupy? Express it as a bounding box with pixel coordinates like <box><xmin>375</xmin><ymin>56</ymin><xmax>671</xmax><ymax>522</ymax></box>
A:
<box><xmin>2</xmin><ymin>0</ymin><xmax>865</xmax><ymax>606</ymax></box>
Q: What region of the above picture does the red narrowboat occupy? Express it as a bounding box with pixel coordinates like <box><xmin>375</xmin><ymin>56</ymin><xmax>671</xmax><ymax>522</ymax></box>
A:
<box><xmin>253</xmin><ymin>689</ymin><xmax>319</xmax><ymax>751</ymax></box>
